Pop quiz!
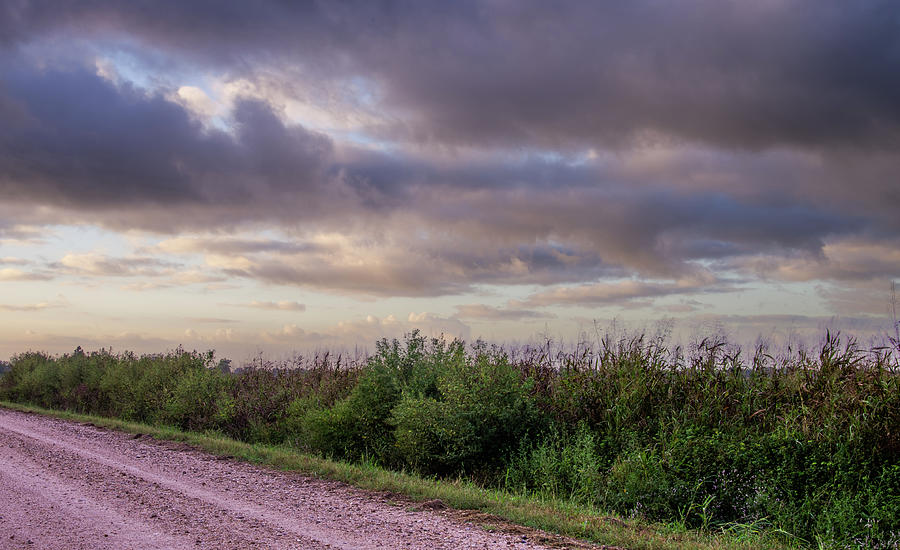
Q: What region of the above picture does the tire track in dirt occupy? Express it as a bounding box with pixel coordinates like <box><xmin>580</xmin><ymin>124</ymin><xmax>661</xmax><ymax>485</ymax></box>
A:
<box><xmin>0</xmin><ymin>408</ymin><xmax>582</xmax><ymax>549</ymax></box>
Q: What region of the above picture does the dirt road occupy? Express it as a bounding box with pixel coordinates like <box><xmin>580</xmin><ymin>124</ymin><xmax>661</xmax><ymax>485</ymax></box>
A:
<box><xmin>0</xmin><ymin>407</ymin><xmax>590</xmax><ymax>550</ymax></box>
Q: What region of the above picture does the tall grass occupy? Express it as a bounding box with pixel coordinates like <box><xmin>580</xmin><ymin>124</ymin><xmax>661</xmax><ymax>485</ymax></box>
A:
<box><xmin>1</xmin><ymin>329</ymin><xmax>898</xmax><ymax>548</ymax></box>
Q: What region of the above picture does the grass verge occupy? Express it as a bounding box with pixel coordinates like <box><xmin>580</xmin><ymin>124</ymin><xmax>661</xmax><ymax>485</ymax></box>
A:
<box><xmin>1</xmin><ymin>400</ymin><xmax>794</xmax><ymax>550</ymax></box>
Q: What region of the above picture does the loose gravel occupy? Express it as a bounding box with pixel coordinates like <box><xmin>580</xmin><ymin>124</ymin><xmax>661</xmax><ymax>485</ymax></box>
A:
<box><xmin>0</xmin><ymin>407</ymin><xmax>594</xmax><ymax>549</ymax></box>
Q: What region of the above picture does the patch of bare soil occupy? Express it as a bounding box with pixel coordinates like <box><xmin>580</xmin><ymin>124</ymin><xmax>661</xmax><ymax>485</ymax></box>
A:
<box><xmin>0</xmin><ymin>408</ymin><xmax>601</xmax><ymax>549</ymax></box>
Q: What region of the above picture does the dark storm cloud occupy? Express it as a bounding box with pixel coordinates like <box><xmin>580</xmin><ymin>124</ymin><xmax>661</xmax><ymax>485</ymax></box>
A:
<box><xmin>0</xmin><ymin>62</ymin><xmax>337</xmax><ymax>224</ymax></box>
<box><xmin>1</xmin><ymin>1</ymin><xmax>899</xmax><ymax>297</ymax></box>
<box><xmin>0</xmin><ymin>66</ymin><xmax>205</xmax><ymax>205</ymax></box>
<box><xmin>413</xmin><ymin>182</ymin><xmax>866</xmax><ymax>279</ymax></box>
<box><xmin>0</xmin><ymin>58</ymin><xmax>889</xmax><ymax>294</ymax></box>
<box><xmin>0</xmin><ymin>60</ymin><xmax>885</xmax><ymax>291</ymax></box>
<box><xmin>5</xmin><ymin>1</ymin><xmax>900</xmax><ymax>149</ymax></box>
<box><xmin>373</xmin><ymin>0</ymin><xmax>900</xmax><ymax>150</ymax></box>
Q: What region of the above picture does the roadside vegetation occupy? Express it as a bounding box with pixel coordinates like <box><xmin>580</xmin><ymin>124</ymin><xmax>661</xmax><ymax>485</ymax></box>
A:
<box><xmin>1</xmin><ymin>328</ymin><xmax>898</xmax><ymax>549</ymax></box>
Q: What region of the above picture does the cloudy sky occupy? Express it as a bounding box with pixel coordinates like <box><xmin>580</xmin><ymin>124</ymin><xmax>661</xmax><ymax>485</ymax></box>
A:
<box><xmin>1</xmin><ymin>1</ymin><xmax>898</xmax><ymax>360</ymax></box>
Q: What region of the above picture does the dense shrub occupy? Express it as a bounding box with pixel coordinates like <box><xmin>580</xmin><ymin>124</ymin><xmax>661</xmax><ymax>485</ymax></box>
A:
<box><xmin>300</xmin><ymin>361</ymin><xmax>401</xmax><ymax>462</ymax></box>
<box><xmin>222</xmin><ymin>354</ymin><xmax>361</xmax><ymax>443</ymax></box>
<box><xmin>300</xmin><ymin>331</ymin><xmax>469</xmax><ymax>464</ymax></box>
<box><xmin>392</xmin><ymin>342</ymin><xmax>542</xmax><ymax>475</ymax></box>
<box><xmin>505</xmin><ymin>331</ymin><xmax>900</xmax><ymax>548</ymax></box>
<box><xmin>159</xmin><ymin>366</ymin><xmax>231</xmax><ymax>431</ymax></box>
<box><xmin>504</xmin><ymin>421</ymin><xmax>603</xmax><ymax>502</ymax></box>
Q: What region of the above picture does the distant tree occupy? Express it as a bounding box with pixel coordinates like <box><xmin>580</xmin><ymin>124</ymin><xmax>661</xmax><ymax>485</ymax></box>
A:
<box><xmin>0</xmin><ymin>360</ymin><xmax>9</xmax><ymax>375</ymax></box>
<box><xmin>215</xmin><ymin>358</ymin><xmax>233</xmax><ymax>374</ymax></box>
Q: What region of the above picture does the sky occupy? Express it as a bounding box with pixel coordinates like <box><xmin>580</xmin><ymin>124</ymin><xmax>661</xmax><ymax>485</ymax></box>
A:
<box><xmin>1</xmin><ymin>1</ymin><xmax>899</xmax><ymax>362</ymax></box>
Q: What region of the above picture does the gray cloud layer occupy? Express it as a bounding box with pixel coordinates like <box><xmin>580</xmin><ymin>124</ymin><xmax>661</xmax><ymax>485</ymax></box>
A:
<box><xmin>5</xmin><ymin>1</ymin><xmax>900</xmax><ymax>149</ymax></box>
<box><xmin>1</xmin><ymin>1</ymin><xmax>898</xmax><ymax>305</ymax></box>
<box><xmin>0</xmin><ymin>64</ymin><xmax>343</xmax><ymax>228</ymax></box>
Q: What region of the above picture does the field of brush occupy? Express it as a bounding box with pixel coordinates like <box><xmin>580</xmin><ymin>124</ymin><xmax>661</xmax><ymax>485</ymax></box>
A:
<box><xmin>1</xmin><ymin>329</ymin><xmax>898</xmax><ymax>548</ymax></box>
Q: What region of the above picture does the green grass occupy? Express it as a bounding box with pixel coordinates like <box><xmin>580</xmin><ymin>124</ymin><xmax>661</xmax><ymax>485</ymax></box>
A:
<box><xmin>1</xmin><ymin>400</ymin><xmax>793</xmax><ymax>550</ymax></box>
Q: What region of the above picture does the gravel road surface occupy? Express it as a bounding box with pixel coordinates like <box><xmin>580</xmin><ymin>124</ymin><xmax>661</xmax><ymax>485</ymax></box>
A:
<box><xmin>0</xmin><ymin>407</ymin><xmax>593</xmax><ymax>550</ymax></box>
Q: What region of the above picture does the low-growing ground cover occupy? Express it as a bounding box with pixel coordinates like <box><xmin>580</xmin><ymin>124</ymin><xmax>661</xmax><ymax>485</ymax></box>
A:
<box><xmin>1</xmin><ymin>329</ymin><xmax>897</xmax><ymax>548</ymax></box>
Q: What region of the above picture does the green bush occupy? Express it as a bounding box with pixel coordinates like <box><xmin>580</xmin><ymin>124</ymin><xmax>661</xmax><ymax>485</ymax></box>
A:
<box><xmin>300</xmin><ymin>363</ymin><xmax>400</xmax><ymax>462</ymax></box>
<box><xmin>393</xmin><ymin>343</ymin><xmax>541</xmax><ymax>475</ymax></box>
<box><xmin>504</xmin><ymin>421</ymin><xmax>602</xmax><ymax>502</ymax></box>
<box><xmin>300</xmin><ymin>331</ymin><xmax>469</xmax><ymax>465</ymax></box>
<box><xmin>160</xmin><ymin>366</ymin><xmax>231</xmax><ymax>431</ymax></box>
